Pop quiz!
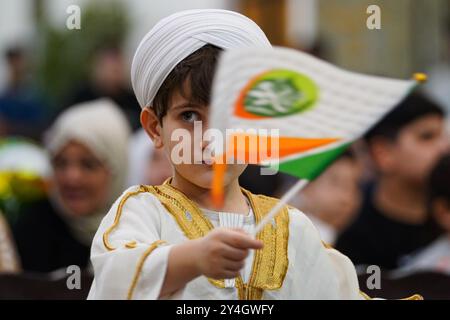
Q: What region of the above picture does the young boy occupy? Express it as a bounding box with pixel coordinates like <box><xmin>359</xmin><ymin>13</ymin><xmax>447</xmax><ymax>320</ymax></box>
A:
<box><xmin>88</xmin><ymin>9</ymin><xmax>369</xmax><ymax>300</ymax></box>
<box><xmin>336</xmin><ymin>93</ymin><xmax>449</xmax><ymax>270</ymax></box>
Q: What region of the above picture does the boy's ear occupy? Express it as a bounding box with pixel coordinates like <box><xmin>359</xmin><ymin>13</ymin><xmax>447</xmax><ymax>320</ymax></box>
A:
<box><xmin>141</xmin><ymin>107</ymin><xmax>164</xmax><ymax>148</ymax></box>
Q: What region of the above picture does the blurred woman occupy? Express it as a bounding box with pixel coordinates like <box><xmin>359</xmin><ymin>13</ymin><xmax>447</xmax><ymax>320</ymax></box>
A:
<box><xmin>13</xmin><ymin>99</ymin><xmax>130</xmax><ymax>273</ymax></box>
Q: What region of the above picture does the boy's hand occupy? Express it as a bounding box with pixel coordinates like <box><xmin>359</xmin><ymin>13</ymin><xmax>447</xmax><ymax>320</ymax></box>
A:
<box><xmin>193</xmin><ymin>228</ymin><xmax>263</xmax><ymax>279</ymax></box>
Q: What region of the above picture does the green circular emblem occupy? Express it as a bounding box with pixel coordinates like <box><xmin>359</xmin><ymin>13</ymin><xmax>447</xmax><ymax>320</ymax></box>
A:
<box><xmin>243</xmin><ymin>69</ymin><xmax>318</xmax><ymax>117</ymax></box>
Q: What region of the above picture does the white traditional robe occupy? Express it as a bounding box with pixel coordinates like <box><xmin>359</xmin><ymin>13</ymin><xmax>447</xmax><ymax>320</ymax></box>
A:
<box><xmin>87</xmin><ymin>183</ymin><xmax>367</xmax><ymax>300</ymax></box>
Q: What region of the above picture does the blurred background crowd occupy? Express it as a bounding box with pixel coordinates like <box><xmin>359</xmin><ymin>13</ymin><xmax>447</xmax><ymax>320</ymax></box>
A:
<box><xmin>0</xmin><ymin>0</ymin><xmax>450</xmax><ymax>299</ymax></box>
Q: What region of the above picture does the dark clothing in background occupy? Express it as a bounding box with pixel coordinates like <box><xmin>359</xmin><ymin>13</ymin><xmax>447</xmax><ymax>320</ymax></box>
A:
<box><xmin>0</xmin><ymin>84</ymin><xmax>49</xmax><ymax>140</ymax></box>
<box><xmin>64</xmin><ymin>84</ymin><xmax>141</xmax><ymax>131</ymax></box>
<box><xmin>239</xmin><ymin>164</ymin><xmax>282</xmax><ymax>196</ymax></box>
<box><xmin>335</xmin><ymin>183</ymin><xmax>441</xmax><ymax>270</ymax></box>
<box><xmin>12</xmin><ymin>199</ymin><xmax>90</xmax><ymax>273</ymax></box>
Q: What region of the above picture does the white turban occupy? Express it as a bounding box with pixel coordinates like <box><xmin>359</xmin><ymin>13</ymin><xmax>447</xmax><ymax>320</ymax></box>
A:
<box><xmin>131</xmin><ymin>9</ymin><xmax>271</xmax><ymax>109</ymax></box>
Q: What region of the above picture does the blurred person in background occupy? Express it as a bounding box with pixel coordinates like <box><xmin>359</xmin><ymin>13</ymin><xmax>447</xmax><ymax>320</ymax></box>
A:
<box><xmin>425</xmin><ymin>19</ymin><xmax>450</xmax><ymax>113</ymax></box>
<box><xmin>336</xmin><ymin>92</ymin><xmax>449</xmax><ymax>270</ymax></box>
<box><xmin>239</xmin><ymin>165</ymin><xmax>282</xmax><ymax>197</ymax></box>
<box><xmin>0</xmin><ymin>46</ymin><xmax>48</xmax><ymax>140</ymax></box>
<box><xmin>127</xmin><ymin>128</ymin><xmax>172</xmax><ymax>187</ymax></box>
<box><xmin>447</xmin><ymin>117</ymin><xmax>450</xmax><ymax>138</ymax></box>
<box><xmin>12</xmin><ymin>99</ymin><xmax>130</xmax><ymax>273</ymax></box>
<box><xmin>393</xmin><ymin>153</ymin><xmax>450</xmax><ymax>276</ymax></box>
<box><xmin>0</xmin><ymin>136</ymin><xmax>51</xmax><ymax>227</ymax></box>
<box><xmin>65</xmin><ymin>44</ymin><xmax>141</xmax><ymax>131</ymax></box>
<box><xmin>146</xmin><ymin>148</ymin><xmax>173</xmax><ymax>186</ymax></box>
<box><xmin>290</xmin><ymin>151</ymin><xmax>362</xmax><ymax>245</ymax></box>
<box><xmin>0</xmin><ymin>212</ymin><xmax>20</xmax><ymax>273</ymax></box>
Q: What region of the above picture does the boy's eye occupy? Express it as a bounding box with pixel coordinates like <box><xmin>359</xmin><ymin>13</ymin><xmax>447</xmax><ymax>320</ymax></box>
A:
<box><xmin>180</xmin><ymin>111</ymin><xmax>200</xmax><ymax>123</ymax></box>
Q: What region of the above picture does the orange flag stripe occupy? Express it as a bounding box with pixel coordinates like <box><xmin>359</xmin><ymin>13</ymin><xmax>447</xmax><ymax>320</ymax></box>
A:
<box><xmin>211</xmin><ymin>134</ymin><xmax>340</xmax><ymax>208</ymax></box>
<box><xmin>227</xmin><ymin>133</ymin><xmax>339</xmax><ymax>163</ymax></box>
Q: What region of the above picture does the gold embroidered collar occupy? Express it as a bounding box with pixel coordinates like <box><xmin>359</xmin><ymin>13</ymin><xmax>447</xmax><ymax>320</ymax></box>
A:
<box><xmin>145</xmin><ymin>179</ymin><xmax>289</xmax><ymax>300</ymax></box>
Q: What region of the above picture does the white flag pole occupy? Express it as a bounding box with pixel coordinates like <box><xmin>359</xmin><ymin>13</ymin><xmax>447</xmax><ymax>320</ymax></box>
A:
<box><xmin>251</xmin><ymin>179</ymin><xmax>309</xmax><ymax>237</ymax></box>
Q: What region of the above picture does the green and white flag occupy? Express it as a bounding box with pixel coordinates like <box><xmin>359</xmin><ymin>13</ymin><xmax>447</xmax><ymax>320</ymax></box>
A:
<box><xmin>208</xmin><ymin>46</ymin><xmax>420</xmax><ymax>233</ymax></box>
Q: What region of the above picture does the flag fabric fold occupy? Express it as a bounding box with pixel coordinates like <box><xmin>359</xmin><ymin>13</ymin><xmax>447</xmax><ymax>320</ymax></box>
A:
<box><xmin>209</xmin><ymin>46</ymin><xmax>417</xmax><ymax>207</ymax></box>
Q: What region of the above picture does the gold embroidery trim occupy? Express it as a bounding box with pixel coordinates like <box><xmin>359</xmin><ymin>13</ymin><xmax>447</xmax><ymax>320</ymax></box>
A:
<box><xmin>147</xmin><ymin>182</ymin><xmax>225</xmax><ymax>288</ymax></box>
<box><xmin>322</xmin><ymin>241</ymin><xmax>334</xmax><ymax>249</ymax></box>
<box><xmin>400</xmin><ymin>294</ymin><xmax>423</xmax><ymax>300</ymax></box>
<box><xmin>125</xmin><ymin>241</ymin><xmax>137</xmax><ymax>249</ymax></box>
<box><xmin>127</xmin><ymin>240</ymin><xmax>167</xmax><ymax>300</ymax></box>
<box><xmin>103</xmin><ymin>185</ymin><xmax>149</xmax><ymax>251</ymax></box>
<box><xmin>243</xmin><ymin>189</ymin><xmax>290</xmax><ymax>292</ymax></box>
<box><xmin>236</xmin><ymin>277</ymin><xmax>264</xmax><ymax>300</ymax></box>
<box><xmin>146</xmin><ymin>179</ymin><xmax>289</xmax><ymax>299</ymax></box>
<box><xmin>359</xmin><ymin>291</ymin><xmax>424</xmax><ymax>300</ymax></box>
<box><xmin>103</xmin><ymin>179</ymin><xmax>290</xmax><ymax>299</ymax></box>
<box><xmin>360</xmin><ymin>290</ymin><xmax>372</xmax><ymax>300</ymax></box>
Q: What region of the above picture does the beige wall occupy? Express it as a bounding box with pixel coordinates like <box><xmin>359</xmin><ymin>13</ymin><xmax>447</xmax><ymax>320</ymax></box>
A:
<box><xmin>317</xmin><ymin>0</ymin><xmax>448</xmax><ymax>77</ymax></box>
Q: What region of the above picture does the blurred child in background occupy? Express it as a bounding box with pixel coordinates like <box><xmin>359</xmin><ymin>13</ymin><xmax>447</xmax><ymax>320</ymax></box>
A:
<box><xmin>394</xmin><ymin>153</ymin><xmax>450</xmax><ymax>276</ymax></box>
<box><xmin>336</xmin><ymin>92</ymin><xmax>449</xmax><ymax>270</ymax></box>
<box><xmin>290</xmin><ymin>151</ymin><xmax>362</xmax><ymax>245</ymax></box>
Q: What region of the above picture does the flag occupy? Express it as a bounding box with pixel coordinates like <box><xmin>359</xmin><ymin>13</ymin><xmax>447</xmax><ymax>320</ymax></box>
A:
<box><xmin>209</xmin><ymin>46</ymin><xmax>419</xmax><ymax>206</ymax></box>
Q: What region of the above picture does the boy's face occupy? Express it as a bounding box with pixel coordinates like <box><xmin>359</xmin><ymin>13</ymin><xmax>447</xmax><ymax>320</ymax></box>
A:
<box><xmin>141</xmin><ymin>85</ymin><xmax>247</xmax><ymax>189</ymax></box>
<box><xmin>375</xmin><ymin>115</ymin><xmax>449</xmax><ymax>185</ymax></box>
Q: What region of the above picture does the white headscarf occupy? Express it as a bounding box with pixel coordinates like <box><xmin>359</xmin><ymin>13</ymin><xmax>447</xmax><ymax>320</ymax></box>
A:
<box><xmin>127</xmin><ymin>128</ymin><xmax>154</xmax><ymax>186</ymax></box>
<box><xmin>45</xmin><ymin>98</ymin><xmax>131</xmax><ymax>245</ymax></box>
<box><xmin>131</xmin><ymin>9</ymin><xmax>272</xmax><ymax>109</ymax></box>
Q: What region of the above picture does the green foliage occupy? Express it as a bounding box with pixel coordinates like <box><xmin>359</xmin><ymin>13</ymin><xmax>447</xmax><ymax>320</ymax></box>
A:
<box><xmin>36</xmin><ymin>0</ymin><xmax>130</xmax><ymax>109</ymax></box>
